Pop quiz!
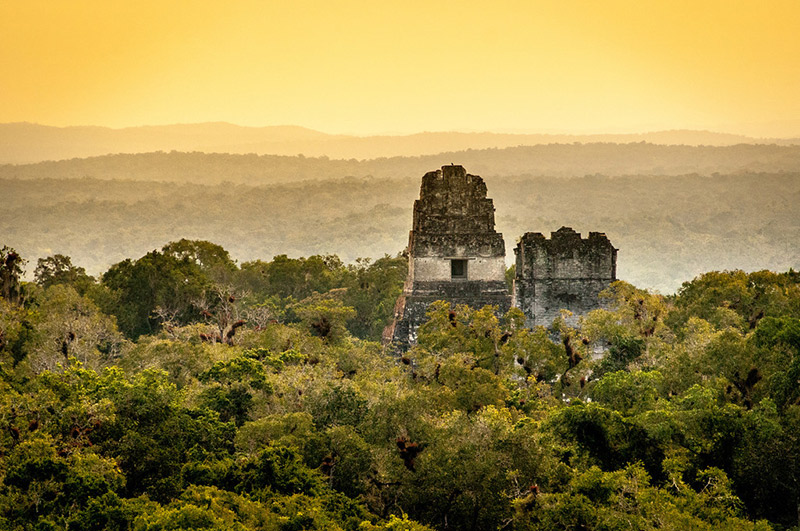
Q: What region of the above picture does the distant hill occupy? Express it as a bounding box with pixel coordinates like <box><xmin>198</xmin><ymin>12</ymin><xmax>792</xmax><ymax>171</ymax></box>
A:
<box><xmin>3</xmin><ymin>143</ymin><xmax>800</xmax><ymax>185</ymax></box>
<box><xmin>1</xmin><ymin>122</ymin><xmax>797</xmax><ymax>164</ymax></box>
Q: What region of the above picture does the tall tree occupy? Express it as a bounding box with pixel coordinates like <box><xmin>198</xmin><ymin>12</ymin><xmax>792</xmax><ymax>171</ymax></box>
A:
<box><xmin>0</xmin><ymin>246</ymin><xmax>25</xmax><ymax>305</ymax></box>
<box><xmin>34</xmin><ymin>254</ymin><xmax>94</xmax><ymax>294</ymax></box>
<box><xmin>101</xmin><ymin>250</ymin><xmax>211</xmax><ymax>339</ymax></box>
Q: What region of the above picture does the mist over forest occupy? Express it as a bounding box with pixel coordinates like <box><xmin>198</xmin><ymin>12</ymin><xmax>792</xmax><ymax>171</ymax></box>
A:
<box><xmin>3</xmin><ymin>141</ymin><xmax>799</xmax><ymax>293</ymax></box>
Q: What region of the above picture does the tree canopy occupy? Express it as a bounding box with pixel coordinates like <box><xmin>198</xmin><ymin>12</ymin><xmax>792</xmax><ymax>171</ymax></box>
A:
<box><xmin>1</xmin><ymin>242</ymin><xmax>798</xmax><ymax>530</ymax></box>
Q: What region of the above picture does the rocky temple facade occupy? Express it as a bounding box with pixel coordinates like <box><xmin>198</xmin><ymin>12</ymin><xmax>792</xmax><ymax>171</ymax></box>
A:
<box><xmin>384</xmin><ymin>165</ymin><xmax>512</xmax><ymax>348</ymax></box>
<box><xmin>385</xmin><ymin>165</ymin><xmax>618</xmax><ymax>350</ymax></box>
<box><xmin>513</xmin><ymin>227</ymin><xmax>617</xmax><ymax>328</ymax></box>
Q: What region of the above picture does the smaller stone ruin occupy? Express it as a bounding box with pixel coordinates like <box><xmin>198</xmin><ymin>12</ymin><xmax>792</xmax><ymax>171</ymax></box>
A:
<box><xmin>513</xmin><ymin>227</ymin><xmax>617</xmax><ymax>328</ymax></box>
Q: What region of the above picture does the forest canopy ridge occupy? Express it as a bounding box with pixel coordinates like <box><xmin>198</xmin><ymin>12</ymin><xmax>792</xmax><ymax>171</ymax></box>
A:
<box><xmin>3</xmin><ymin>141</ymin><xmax>800</xmax><ymax>184</ymax></box>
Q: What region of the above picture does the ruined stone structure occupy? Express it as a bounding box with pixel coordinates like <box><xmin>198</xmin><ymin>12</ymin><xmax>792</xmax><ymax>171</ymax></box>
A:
<box><xmin>384</xmin><ymin>166</ymin><xmax>617</xmax><ymax>350</ymax></box>
<box><xmin>513</xmin><ymin>227</ymin><xmax>617</xmax><ymax>328</ymax></box>
<box><xmin>385</xmin><ymin>165</ymin><xmax>512</xmax><ymax>349</ymax></box>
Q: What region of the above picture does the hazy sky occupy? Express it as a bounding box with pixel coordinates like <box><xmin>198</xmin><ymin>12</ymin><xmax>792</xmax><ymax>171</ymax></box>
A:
<box><xmin>2</xmin><ymin>1</ymin><xmax>799</xmax><ymax>136</ymax></box>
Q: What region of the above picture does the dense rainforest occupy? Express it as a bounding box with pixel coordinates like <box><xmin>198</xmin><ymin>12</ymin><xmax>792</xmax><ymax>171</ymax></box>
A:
<box><xmin>1</xmin><ymin>240</ymin><xmax>800</xmax><ymax>530</ymax></box>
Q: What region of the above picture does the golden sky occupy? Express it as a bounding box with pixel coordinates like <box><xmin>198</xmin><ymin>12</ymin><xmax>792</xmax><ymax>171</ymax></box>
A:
<box><xmin>2</xmin><ymin>0</ymin><xmax>799</xmax><ymax>136</ymax></box>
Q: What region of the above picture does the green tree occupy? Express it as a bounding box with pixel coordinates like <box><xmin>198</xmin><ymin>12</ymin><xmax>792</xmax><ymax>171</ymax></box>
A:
<box><xmin>93</xmin><ymin>368</ymin><xmax>235</xmax><ymax>502</ymax></box>
<box><xmin>240</xmin><ymin>254</ymin><xmax>346</xmax><ymax>301</ymax></box>
<box><xmin>0</xmin><ymin>435</ymin><xmax>126</xmax><ymax>529</ymax></box>
<box><xmin>294</xmin><ymin>297</ymin><xmax>356</xmax><ymax>345</ymax></box>
<box><xmin>546</xmin><ymin>402</ymin><xmax>665</xmax><ymax>477</ymax></box>
<box><xmin>198</xmin><ymin>355</ymin><xmax>273</xmax><ymax>426</ymax></box>
<box><xmin>0</xmin><ymin>295</ymin><xmax>36</xmax><ymax>367</ymax></box>
<box><xmin>512</xmin><ymin>463</ymin><xmax>769</xmax><ymax>531</ymax></box>
<box><xmin>161</xmin><ymin>239</ymin><xmax>237</xmax><ymax>283</ymax></box>
<box><xmin>503</xmin><ymin>323</ymin><xmax>566</xmax><ymax>386</ymax></box>
<box><xmin>101</xmin><ymin>250</ymin><xmax>211</xmax><ymax>339</ymax></box>
<box><xmin>752</xmin><ymin>316</ymin><xmax>800</xmax><ymax>409</ymax></box>
<box><xmin>341</xmin><ymin>255</ymin><xmax>406</xmax><ymax>340</ymax></box>
<box><xmin>27</xmin><ymin>285</ymin><xmax>125</xmax><ymax>373</ymax></box>
<box><xmin>34</xmin><ymin>254</ymin><xmax>95</xmax><ymax>295</ymax></box>
<box><xmin>668</xmin><ymin>270</ymin><xmax>800</xmax><ymax>333</ymax></box>
<box><xmin>591</xmin><ymin>370</ymin><xmax>664</xmax><ymax>415</ymax></box>
<box><xmin>581</xmin><ymin>281</ymin><xmax>669</xmax><ymax>378</ymax></box>
<box><xmin>0</xmin><ymin>245</ymin><xmax>26</xmax><ymax>305</ymax></box>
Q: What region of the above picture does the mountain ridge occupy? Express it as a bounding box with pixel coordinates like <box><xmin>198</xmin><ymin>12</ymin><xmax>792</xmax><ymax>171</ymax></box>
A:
<box><xmin>3</xmin><ymin>122</ymin><xmax>799</xmax><ymax>164</ymax></box>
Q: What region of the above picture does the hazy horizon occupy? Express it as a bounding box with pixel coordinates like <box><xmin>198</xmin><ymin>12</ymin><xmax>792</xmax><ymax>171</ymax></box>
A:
<box><xmin>3</xmin><ymin>1</ymin><xmax>800</xmax><ymax>136</ymax></box>
<box><xmin>6</xmin><ymin>120</ymin><xmax>800</xmax><ymax>139</ymax></box>
<box><xmin>3</xmin><ymin>121</ymin><xmax>799</xmax><ymax>166</ymax></box>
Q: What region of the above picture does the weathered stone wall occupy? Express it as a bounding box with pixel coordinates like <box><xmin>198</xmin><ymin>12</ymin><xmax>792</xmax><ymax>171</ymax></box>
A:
<box><xmin>514</xmin><ymin>227</ymin><xmax>617</xmax><ymax>328</ymax></box>
<box><xmin>385</xmin><ymin>280</ymin><xmax>512</xmax><ymax>347</ymax></box>
<box><xmin>387</xmin><ymin>165</ymin><xmax>511</xmax><ymax>350</ymax></box>
<box><xmin>410</xmin><ymin>257</ymin><xmax>506</xmax><ymax>283</ymax></box>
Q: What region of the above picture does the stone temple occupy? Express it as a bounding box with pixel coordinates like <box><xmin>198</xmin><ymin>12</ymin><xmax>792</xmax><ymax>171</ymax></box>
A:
<box><xmin>513</xmin><ymin>227</ymin><xmax>617</xmax><ymax>328</ymax></box>
<box><xmin>385</xmin><ymin>165</ymin><xmax>617</xmax><ymax>350</ymax></box>
<box><xmin>384</xmin><ymin>165</ymin><xmax>512</xmax><ymax>348</ymax></box>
